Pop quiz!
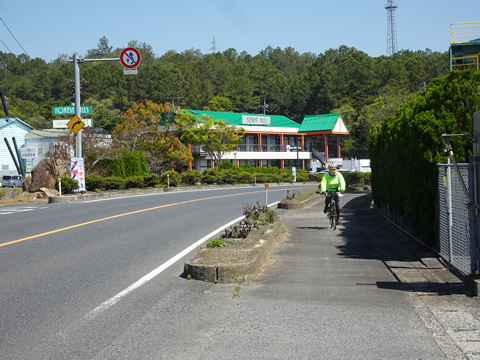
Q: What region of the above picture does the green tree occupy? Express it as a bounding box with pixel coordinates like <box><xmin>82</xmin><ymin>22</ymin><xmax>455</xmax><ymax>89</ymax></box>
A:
<box><xmin>369</xmin><ymin>69</ymin><xmax>480</xmax><ymax>244</ymax></box>
<box><xmin>180</xmin><ymin>114</ymin><xmax>244</xmax><ymax>166</ymax></box>
<box><xmin>112</xmin><ymin>101</ymin><xmax>193</xmax><ymax>173</ymax></box>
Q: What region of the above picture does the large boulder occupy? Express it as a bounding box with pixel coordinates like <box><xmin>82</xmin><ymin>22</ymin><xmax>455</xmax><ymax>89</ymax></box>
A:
<box><xmin>29</xmin><ymin>158</ymin><xmax>56</xmax><ymax>192</ymax></box>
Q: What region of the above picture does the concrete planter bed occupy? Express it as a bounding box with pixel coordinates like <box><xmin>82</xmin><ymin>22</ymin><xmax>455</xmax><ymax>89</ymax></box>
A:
<box><xmin>183</xmin><ymin>217</ymin><xmax>285</xmax><ymax>284</ymax></box>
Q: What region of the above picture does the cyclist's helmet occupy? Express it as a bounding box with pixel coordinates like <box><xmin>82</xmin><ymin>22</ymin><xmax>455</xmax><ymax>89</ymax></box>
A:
<box><xmin>328</xmin><ymin>162</ymin><xmax>337</xmax><ymax>176</ymax></box>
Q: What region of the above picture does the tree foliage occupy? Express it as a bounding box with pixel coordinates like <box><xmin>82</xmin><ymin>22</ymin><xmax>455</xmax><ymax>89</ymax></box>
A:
<box><xmin>180</xmin><ymin>114</ymin><xmax>244</xmax><ymax>166</ymax></box>
<box><xmin>0</xmin><ymin>39</ymin><xmax>450</xmax><ymax>161</ymax></box>
<box><xmin>112</xmin><ymin>101</ymin><xmax>193</xmax><ymax>173</ymax></box>
<box><xmin>369</xmin><ymin>70</ymin><xmax>480</xmax><ymax>244</ymax></box>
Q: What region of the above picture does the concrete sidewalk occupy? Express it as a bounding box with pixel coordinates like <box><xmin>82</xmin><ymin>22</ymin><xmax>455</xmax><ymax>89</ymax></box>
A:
<box><xmin>271</xmin><ymin>193</ymin><xmax>480</xmax><ymax>359</ymax></box>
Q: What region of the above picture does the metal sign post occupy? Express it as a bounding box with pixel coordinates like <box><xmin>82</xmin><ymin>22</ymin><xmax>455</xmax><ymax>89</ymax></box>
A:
<box><xmin>70</xmin><ymin>48</ymin><xmax>139</xmax><ymax>191</ymax></box>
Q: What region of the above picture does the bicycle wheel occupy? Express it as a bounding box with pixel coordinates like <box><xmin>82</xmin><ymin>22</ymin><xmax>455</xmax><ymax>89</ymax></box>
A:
<box><xmin>329</xmin><ymin>200</ymin><xmax>336</xmax><ymax>229</ymax></box>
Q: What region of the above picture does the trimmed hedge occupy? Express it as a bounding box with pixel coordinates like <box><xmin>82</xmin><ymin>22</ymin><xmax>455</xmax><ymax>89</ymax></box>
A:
<box><xmin>55</xmin><ymin>177</ymin><xmax>79</xmax><ymax>194</ymax></box>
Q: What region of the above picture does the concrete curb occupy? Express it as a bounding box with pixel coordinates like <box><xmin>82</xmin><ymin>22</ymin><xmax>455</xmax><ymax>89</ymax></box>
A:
<box><xmin>47</xmin><ymin>182</ymin><xmax>319</xmax><ymax>204</ymax></box>
<box><xmin>184</xmin><ymin>217</ymin><xmax>285</xmax><ymax>284</ymax></box>
<box><xmin>277</xmin><ymin>194</ymin><xmax>322</xmax><ymax>209</ymax></box>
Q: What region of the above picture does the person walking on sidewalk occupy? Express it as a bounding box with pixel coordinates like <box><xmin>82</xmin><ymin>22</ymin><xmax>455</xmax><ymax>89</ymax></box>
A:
<box><xmin>321</xmin><ymin>162</ymin><xmax>346</xmax><ymax>224</ymax></box>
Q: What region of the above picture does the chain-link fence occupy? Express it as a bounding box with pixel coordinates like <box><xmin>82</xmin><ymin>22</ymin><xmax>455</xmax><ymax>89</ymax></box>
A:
<box><xmin>379</xmin><ymin>163</ymin><xmax>477</xmax><ymax>275</ymax></box>
<box><xmin>437</xmin><ymin>163</ymin><xmax>473</xmax><ymax>275</ymax></box>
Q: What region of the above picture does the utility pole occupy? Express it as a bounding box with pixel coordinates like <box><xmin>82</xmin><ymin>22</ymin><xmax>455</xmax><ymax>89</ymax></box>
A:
<box><xmin>73</xmin><ymin>53</ymin><xmax>82</xmax><ymax>158</ymax></box>
<box><xmin>71</xmin><ymin>54</ymin><xmax>121</xmax><ymax>158</ymax></box>
<box><xmin>259</xmin><ymin>98</ymin><xmax>269</xmax><ymax>115</ymax></box>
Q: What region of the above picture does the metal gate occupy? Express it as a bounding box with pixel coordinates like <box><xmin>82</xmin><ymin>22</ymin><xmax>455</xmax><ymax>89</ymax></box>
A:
<box><xmin>437</xmin><ymin>163</ymin><xmax>473</xmax><ymax>275</ymax></box>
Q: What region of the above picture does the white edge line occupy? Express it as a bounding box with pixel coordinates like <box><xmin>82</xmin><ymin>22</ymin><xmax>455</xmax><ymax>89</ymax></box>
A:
<box><xmin>83</xmin><ymin>214</ymin><xmax>246</xmax><ymax>321</ymax></box>
<box><xmin>79</xmin><ymin>200</ymin><xmax>281</xmax><ymax>323</ymax></box>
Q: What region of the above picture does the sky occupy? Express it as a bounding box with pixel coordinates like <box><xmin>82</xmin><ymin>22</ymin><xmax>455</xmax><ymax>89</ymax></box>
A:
<box><xmin>0</xmin><ymin>0</ymin><xmax>479</xmax><ymax>62</ymax></box>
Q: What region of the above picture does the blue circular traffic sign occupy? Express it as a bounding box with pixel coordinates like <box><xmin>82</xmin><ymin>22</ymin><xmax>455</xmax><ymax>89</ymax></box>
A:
<box><xmin>120</xmin><ymin>47</ymin><xmax>141</xmax><ymax>69</ymax></box>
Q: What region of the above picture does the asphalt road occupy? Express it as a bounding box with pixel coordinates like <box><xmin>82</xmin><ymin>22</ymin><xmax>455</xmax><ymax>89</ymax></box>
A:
<box><xmin>0</xmin><ymin>184</ymin><xmax>315</xmax><ymax>359</ymax></box>
<box><xmin>1</xmin><ymin>187</ymin><xmax>476</xmax><ymax>359</ymax></box>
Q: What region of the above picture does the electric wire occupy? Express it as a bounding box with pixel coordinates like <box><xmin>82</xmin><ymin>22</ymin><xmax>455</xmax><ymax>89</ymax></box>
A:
<box><xmin>0</xmin><ymin>17</ymin><xmax>30</xmax><ymax>58</ymax></box>
<box><xmin>0</xmin><ymin>1</ymin><xmax>47</xmax><ymax>59</ymax></box>
<box><xmin>0</xmin><ymin>37</ymin><xmax>13</xmax><ymax>53</ymax></box>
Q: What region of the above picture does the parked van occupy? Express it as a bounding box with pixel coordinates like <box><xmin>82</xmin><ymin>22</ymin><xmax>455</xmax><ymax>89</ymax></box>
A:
<box><xmin>2</xmin><ymin>175</ymin><xmax>24</xmax><ymax>188</ymax></box>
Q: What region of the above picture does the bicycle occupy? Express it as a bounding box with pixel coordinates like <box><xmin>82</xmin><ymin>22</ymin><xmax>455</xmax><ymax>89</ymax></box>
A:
<box><xmin>325</xmin><ymin>191</ymin><xmax>339</xmax><ymax>230</ymax></box>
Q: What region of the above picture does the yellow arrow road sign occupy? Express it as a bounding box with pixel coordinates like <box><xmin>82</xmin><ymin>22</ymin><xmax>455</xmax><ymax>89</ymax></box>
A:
<box><xmin>67</xmin><ymin>115</ymin><xmax>85</xmax><ymax>135</ymax></box>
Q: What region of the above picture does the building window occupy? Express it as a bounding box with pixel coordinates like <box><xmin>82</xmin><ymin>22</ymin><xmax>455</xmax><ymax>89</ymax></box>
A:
<box><xmin>38</xmin><ymin>147</ymin><xmax>44</xmax><ymax>156</ymax></box>
<box><xmin>2</xmin><ymin>164</ymin><xmax>9</xmax><ymax>170</ymax></box>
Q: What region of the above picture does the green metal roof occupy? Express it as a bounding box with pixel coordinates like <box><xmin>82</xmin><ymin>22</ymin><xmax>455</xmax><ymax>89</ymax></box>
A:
<box><xmin>298</xmin><ymin>113</ymin><xmax>349</xmax><ymax>134</ymax></box>
<box><xmin>186</xmin><ymin>110</ymin><xmax>300</xmax><ymax>129</ymax></box>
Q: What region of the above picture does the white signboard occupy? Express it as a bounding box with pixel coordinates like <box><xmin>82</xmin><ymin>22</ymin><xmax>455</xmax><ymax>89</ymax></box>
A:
<box><xmin>20</xmin><ymin>147</ymin><xmax>38</xmax><ymax>160</ymax></box>
<box><xmin>242</xmin><ymin>115</ymin><xmax>271</xmax><ymax>126</ymax></box>
<box><xmin>53</xmin><ymin>119</ymin><xmax>92</xmax><ymax>128</ymax></box>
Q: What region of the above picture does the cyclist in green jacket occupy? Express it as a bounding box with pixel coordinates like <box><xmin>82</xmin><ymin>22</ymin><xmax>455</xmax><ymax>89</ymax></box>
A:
<box><xmin>320</xmin><ymin>162</ymin><xmax>346</xmax><ymax>224</ymax></box>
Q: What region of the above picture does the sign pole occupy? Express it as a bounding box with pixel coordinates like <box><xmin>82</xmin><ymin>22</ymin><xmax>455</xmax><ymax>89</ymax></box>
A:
<box><xmin>73</xmin><ymin>53</ymin><xmax>82</xmax><ymax>158</ymax></box>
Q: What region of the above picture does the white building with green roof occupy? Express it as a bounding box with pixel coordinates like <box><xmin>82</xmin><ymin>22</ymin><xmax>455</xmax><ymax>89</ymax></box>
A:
<box><xmin>186</xmin><ymin>110</ymin><xmax>349</xmax><ymax>172</ymax></box>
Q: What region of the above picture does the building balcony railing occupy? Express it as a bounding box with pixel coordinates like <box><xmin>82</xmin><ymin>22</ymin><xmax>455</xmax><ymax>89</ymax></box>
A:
<box><xmin>236</xmin><ymin>144</ymin><xmax>308</xmax><ymax>152</ymax></box>
<box><xmin>191</xmin><ymin>144</ymin><xmax>309</xmax><ymax>155</ymax></box>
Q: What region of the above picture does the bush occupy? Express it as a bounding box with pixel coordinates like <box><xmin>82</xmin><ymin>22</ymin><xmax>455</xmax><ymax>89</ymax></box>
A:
<box><xmin>295</xmin><ymin>169</ymin><xmax>309</xmax><ymax>182</ymax></box>
<box><xmin>219</xmin><ymin>159</ymin><xmax>235</xmax><ymax>170</ymax></box>
<box><xmin>125</xmin><ymin>176</ymin><xmax>145</xmax><ymax>189</ymax></box>
<box><xmin>237</xmin><ymin>172</ymin><xmax>254</xmax><ymax>184</ymax></box>
<box><xmin>220</xmin><ymin>169</ymin><xmax>237</xmax><ymax>184</ymax></box>
<box><xmin>55</xmin><ymin>177</ymin><xmax>79</xmax><ymax>194</ymax></box>
<box><xmin>201</xmin><ymin>169</ymin><xmax>218</xmax><ymax>184</ymax></box>
<box><xmin>181</xmin><ymin>170</ymin><xmax>202</xmax><ymax>185</ymax></box>
<box><xmin>103</xmin><ymin>176</ymin><xmax>125</xmax><ymax>190</ymax></box>
<box><xmin>161</xmin><ymin>171</ymin><xmax>181</xmax><ymax>187</ymax></box>
<box><xmin>143</xmin><ymin>173</ymin><xmax>160</xmax><ymax>187</ymax></box>
<box><xmin>342</xmin><ymin>171</ymin><xmax>369</xmax><ymax>188</ymax></box>
<box><xmin>85</xmin><ymin>174</ymin><xmax>105</xmax><ymax>191</ymax></box>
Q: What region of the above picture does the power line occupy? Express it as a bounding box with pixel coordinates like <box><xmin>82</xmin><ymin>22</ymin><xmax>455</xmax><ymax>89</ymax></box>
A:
<box><xmin>0</xmin><ymin>1</ymin><xmax>47</xmax><ymax>59</ymax></box>
<box><xmin>0</xmin><ymin>17</ymin><xmax>30</xmax><ymax>58</ymax></box>
<box><xmin>0</xmin><ymin>37</ymin><xmax>13</xmax><ymax>53</ymax></box>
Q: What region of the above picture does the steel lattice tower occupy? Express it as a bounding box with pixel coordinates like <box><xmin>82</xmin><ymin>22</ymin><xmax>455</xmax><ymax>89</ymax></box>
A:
<box><xmin>385</xmin><ymin>0</ymin><xmax>398</xmax><ymax>56</ymax></box>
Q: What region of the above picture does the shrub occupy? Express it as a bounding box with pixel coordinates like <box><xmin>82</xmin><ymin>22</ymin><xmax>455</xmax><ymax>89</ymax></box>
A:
<box><xmin>181</xmin><ymin>170</ymin><xmax>202</xmax><ymax>185</ymax></box>
<box><xmin>342</xmin><ymin>171</ymin><xmax>368</xmax><ymax>188</ymax></box>
<box><xmin>220</xmin><ymin>169</ymin><xmax>237</xmax><ymax>184</ymax></box>
<box><xmin>103</xmin><ymin>176</ymin><xmax>125</xmax><ymax>190</ymax></box>
<box><xmin>143</xmin><ymin>173</ymin><xmax>160</xmax><ymax>187</ymax></box>
<box><xmin>85</xmin><ymin>174</ymin><xmax>105</xmax><ymax>191</ymax></box>
<box><xmin>201</xmin><ymin>169</ymin><xmax>218</xmax><ymax>184</ymax></box>
<box><xmin>125</xmin><ymin>176</ymin><xmax>145</xmax><ymax>189</ymax></box>
<box><xmin>123</xmin><ymin>149</ymin><xmax>148</xmax><ymax>177</ymax></box>
<box><xmin>295</xmin><ymin>169</ymin><xmax>309</xmax><ymax>182</ymax></box>
<box><xmin>237</xmin><ymin>172</ymin><xmax>253</xmax><ymax>184</ymax></box>
<box><xmin>161</xmin><ymin>171</ymin><xmax>181</xmax><ymax>187</ymax></box>
<box><xmin>55</xmin><ymin>177</ymin><xmax>79</xmax><ymax>194</ymax></box>
<box><xmin>219</xmin><ymin>159</ymin><xmax>235</xmax><ymax>170</ymax></box>
<box><xmin>262</xmin><ymin>209</ymin><xmax>277</xmax><ymax>224</ymax></box>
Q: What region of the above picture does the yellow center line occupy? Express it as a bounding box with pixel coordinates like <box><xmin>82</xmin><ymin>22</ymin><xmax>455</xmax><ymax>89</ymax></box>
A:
<box><xmin>0</xmin><ymin>189</ymin><xmax>286</xmax><ymax>248</ymax></box>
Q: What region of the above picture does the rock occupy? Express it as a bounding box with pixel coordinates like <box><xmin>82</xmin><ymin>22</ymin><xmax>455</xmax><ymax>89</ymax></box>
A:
<box><xmin>37</xmin><ymin>187</ymin><xmax>59</xmax><ymax>198</ymax></box>
<box><xmin>29</xmin><ymin>158</ymin><xmax>56</xmax><ymax>192</ymax></box>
